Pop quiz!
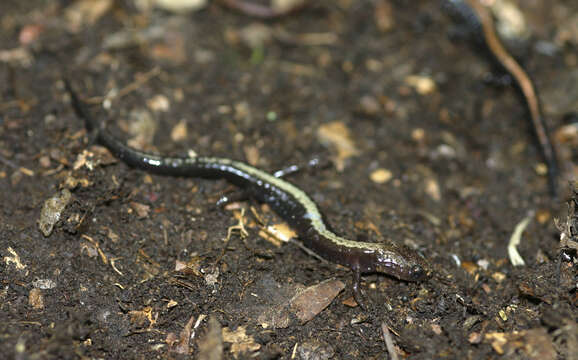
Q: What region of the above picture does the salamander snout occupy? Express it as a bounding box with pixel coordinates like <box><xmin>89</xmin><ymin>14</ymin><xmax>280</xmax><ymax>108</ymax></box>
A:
<box><xmin>373</xmin><ymin>245</ymin><xmax>430</xmax><ymax>282</ymax></box>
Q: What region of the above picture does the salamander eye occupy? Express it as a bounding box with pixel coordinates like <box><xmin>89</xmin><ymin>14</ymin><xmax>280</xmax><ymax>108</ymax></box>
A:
<box><xmin>409</xmin><ymin>264</ymin><xmax>425</xmax><ymax>280</ymax></box>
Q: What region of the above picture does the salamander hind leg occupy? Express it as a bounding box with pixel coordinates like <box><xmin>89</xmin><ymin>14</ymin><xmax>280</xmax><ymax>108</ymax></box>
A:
<box><xmin>352</xmin><ymin>268</ymin><xmax>367</xmax><ymax>310</ymax></box>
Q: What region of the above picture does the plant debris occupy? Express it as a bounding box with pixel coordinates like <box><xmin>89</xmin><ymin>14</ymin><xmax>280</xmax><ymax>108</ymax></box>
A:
<box><xmin>37</xmin><ymin>188</ymin><xmax>72</xmax><ymax>237</ymax></box>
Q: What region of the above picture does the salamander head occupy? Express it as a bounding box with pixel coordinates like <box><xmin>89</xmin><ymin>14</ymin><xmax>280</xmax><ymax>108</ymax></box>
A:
<box><xmin>372</xmin><ymin>243</ymin><xmax>429</xmax><ymax>282</ymax></box>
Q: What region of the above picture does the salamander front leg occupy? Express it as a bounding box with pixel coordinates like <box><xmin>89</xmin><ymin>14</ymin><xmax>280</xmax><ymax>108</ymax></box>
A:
<box><xmin>352</xmin><ymin>268</ymin><xmax>367</xmax><ymax>310</ymax></box>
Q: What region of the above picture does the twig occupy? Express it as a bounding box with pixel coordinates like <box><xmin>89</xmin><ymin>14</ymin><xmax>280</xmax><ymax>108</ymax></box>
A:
<box><xmin>507</xmin><ymin>212</ymin><xmax>533</xmax><ymax>266</ymax></box>
<box><xmin>465</xmin><ymin>0</ymin><xmax>559</xmax><ymax>196</ymax></box>
<box><xmin>381</xmin><ymin>322</ymin><xmax>400</xmax><ymax>360</ymax></box>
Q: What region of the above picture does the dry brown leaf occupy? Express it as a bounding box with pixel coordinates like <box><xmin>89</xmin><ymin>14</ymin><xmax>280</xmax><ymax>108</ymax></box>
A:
<box><xmin>243</xmin><ymin>145</ymin><xmax>260</xmax><ymax>167</ymax></box>
<box><xmin>28</xmin><ymin>288</ymin><xmax>44</xmax><ymax>310</ymax></box>
<box><xmin>289</xmin><ymin>279</ymin><xmax>345</xmax><ymax>324</ymax></box>
<box><xmin>173</xmin><ymin>314</ymin><xmax>196</xmax><ymax>354</ymax></box>
<box><xmin>258</xmin><ymin>222</ymin><xmax>297</xmax><ymax>247</ymax></box>
<box><xmin>38</xmin><ymin>189</ymin><xmax>72</xmax><ymax>237</ymax></box>
<box><xmin>222</xmin><ymin>326</ymin><xmax>261</xmax><ymax>357</ymax></box>
<box><xmin>317</xmin><ymin>121</ymin><xmax>359</xmax><ymax>171</ymax></box>
<box><xmin>147</xmin><ymin>94</ymin><xmax>171</xmax><ymax>112</ymax></box>
<box><xmin>485</xmin><ymin>329</ymin><xmax>556</xmax><ymax>359</ymax></box>
<box><xmin>170</xmin><ymin>120</ymin><xmax>188</xmax><ymax>142</ymax></box>
<box><xmin>129</xmin><ymin>306</ymin><xmax>157</xmax><ymax>329</ymax></box>
<box><xmin>65</xmin><ymin>0</ymin><xmax>113</xmax><ymax>32</ymax></box>
<box><xmin>3</xmin><ymin>247</ymin><xmax>28</xmax><ymax>274</ymax></box>
<box><xmin>129</xmin><ymin>202</ymin><xmax>151</xmax><ymax>219</ymax></box>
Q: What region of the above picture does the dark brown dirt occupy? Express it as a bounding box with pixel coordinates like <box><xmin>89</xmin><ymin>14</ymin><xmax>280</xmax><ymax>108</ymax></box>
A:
<box><xmin>1</xmin><ymin>0</ymin><xmax>576</xmax><ymax>359</ymax></box>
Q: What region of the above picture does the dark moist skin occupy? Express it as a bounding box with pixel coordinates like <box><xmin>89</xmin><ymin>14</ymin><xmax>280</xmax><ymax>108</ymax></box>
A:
<box><xmin>65</xmin><ymin>81</ymin><xmax>429</xmax><ymax>308</ymax></box>
<box><xmin>445</xmin><ymin>0</ymin><xmax>559</xmax><ymax>197</ymax></box>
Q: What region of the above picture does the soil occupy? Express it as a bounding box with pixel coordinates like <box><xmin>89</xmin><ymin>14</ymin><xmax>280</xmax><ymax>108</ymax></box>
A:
<box><xmin>1</xmin><ymin>0</ymin><xmax>577</xmax><ymax>359</ymax></box>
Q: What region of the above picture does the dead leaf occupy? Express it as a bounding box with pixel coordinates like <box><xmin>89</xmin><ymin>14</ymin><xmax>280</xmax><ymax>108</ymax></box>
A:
<box><xmin>243</xmin><ymin>145</ymin><xmax>260</xmax><ymax>167</ymax></box>
<box><xmin>19</xmin><ymin>24</ymin><xmax>44</xmax><ymax>46</ymax></box>
<box><xmin>130</xmin><ymin>202</ymin><xmax>151</xmax><ymax>219</ymax></box>
<box><xmin>491</xmin><ymin>272</ymin><xmax>506</xmax><ymax>283</ymax></box>
<box><xmin>73</xmin><ymin>147</ymin><xmax>117</xmax><ymax>170</ymax></box>
<box><xmin>169</xmin><ymin>314</ymin><xmax>195</xmax><ymax>354</ymax></box>
<box><xmin>296</xmin><ymin>339</ymin><xmax>335</xmax><ymax>359</ymax></box>
<box><xmin>3</xmin><ymin>247</ymin><xmax>28</xmax><ymax>274</ymax></box>
<box><xmin>289</xmin><ymin>279</ymin><xmax>345</xmax><ymax>324</ymax></box>
<box><xmin>258</xmin><ymin>222</ymin><xmax>297</xmax><ymax>247</ymax></box>
<box><xmin>105</xmin><ymin>227</ymin><xmax>120</xmax><ymax>243</ymax></box>
<box><xmin>461</xmin><ymin>261</ymin><xmax>478</xmax><ymax>275</ymax></box>
<box><xmin>469</xmin><ymin>332</ymin><xmax>483</xmax><ymax>344</ymax></box>
<box><xmin>137</xmin><ymin>249</ymin><xmax>161</xmax><ymax>278</ymax></box>
<box><xmin>63</xmin><ymin>175</ymin><xmax>93</xmax><ymax>189</ymax></box>
<box><xmin>341</xmin><ymin>296</ymin><xmax>358</xmax><ymax>307</ymax></box>
<box><xmin>175</xmin><ymin>256</ymin><xmax>203</xmax><ymax>276</ymax></box>
<box><xmin>38</xmin><ymin>189</ymin><xmax>72</xmax><ymax>237</ymax></box>
<box><xmin>127</xmin><ymin>109</ymin><xmax>158</xmax><ymax>150</ymax></box>
<box><xmin>129</xmin><ymin>306</ymin><xmax>157</xmax><ymax>329</ymax></box>
<box><xmin>424</xmin><ymin>178</ymin><xmax>441</xmax><ymax>202</ymax></box>
<box><xmin>147</xmin><ymin>94</ymin><xmax>171</xmax><ymax>112</ymax></box>
<box><xmin>170</xmin><ymin>120</ymin><xmax>188</xmax><ymax>142</ymax></box>
<box><xmin>222</xmin><ymin>326</ymin><xmax>261</xmax><ymax>357</ymax></box>
<box><xmin>430</xmin><ymin>323</ymin><xmax>442</xmax><ymax>335</ymax></box>
<box><xmin>317</xmin><ymin>121</ymin><xmax>360</xmax><ymax>171</ymax></box>
<box><xmin>485</xmin><ymin>329</ymin><xmax>556</xmax><ymax>359</ymax></box>
<box><xmin>28</xmin><ymin>288</ymin><xmax>44</xmax><ymax>310</ymax></box>
<box><xmin>65</xmin><ymin>0</ymin><xmax>113</xmax><ymax>32</ymax></box>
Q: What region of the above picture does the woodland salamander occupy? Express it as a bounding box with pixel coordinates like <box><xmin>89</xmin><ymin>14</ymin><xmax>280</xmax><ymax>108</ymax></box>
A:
<box><xmin>65</xmin><ymin>80</ymin><xmax>429</xmax><ymax>308</ymax></box>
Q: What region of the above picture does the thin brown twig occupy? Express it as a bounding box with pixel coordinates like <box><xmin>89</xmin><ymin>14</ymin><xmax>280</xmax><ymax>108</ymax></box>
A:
<box><xmin>381</xmin><ymin>322</ymin><xmax>400</xmax><ymax>360</ymax></box>
<box><xmin>466</xmin><ymin>0</ymin><xmax>559</xmax><ymax>197</ymax></box>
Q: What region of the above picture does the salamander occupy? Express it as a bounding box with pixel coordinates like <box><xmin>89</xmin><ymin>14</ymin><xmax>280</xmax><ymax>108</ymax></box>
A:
<box><xmin>65</xmin><ymin>80</ymin><xmax>429</xmax><ymax>308</ymax></box>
